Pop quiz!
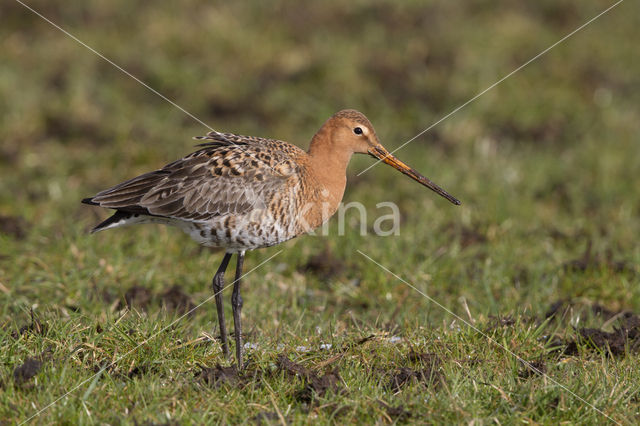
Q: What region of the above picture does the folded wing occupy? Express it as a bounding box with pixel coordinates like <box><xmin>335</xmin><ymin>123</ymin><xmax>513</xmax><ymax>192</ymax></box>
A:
<box><xmin>83</xmin><ymin>133</ymin><xmax>299</xmax><ymax>222</ymax></box>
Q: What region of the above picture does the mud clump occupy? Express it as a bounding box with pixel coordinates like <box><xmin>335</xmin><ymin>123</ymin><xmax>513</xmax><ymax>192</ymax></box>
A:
<box><xmin>13</xmin><ymin>358</ymin><xmax>43</xmax><ymax>385</ymax></box>
<box><xmin>485</xmin><ymin>315</ymin><xmax>516</xmax><ymax>332</ymax></box>
<box><xmin>10</xmin><ymin>309</ymin><xmax>45</xmax><ymax>339</ymax></box>
<box><xmin>545</xmin><ymin>299</ymin><xmax>571</xmax><ymax>321</ymax></box>
<box><xmin>160</xmin><ymin>285</ymin><xmax>196</xmax><ymax>315</ymax></box>
<box><xmin>197</xmin><ymin>364</ymin><xmax>241</xmax><ymax>388</ymax></box>
<box><xmin>378</xmin><ymin>400</ymin><xmax>412</xmax><ymax>422</ymax></box>
<box><xmin>252</xmin><ymin>411</ymin><xmax>284</xmax><ymax>425</ymax></box>
<box><xmin>384</xmin><ymin>351</ymin><xmax>443</xmax><ymax>393</ymax></box>
<box><xmin>0</xmin><ymin>214</ymin><xmax>28</xmax><ymax>240</ymax></box>
<box><xmin>299</xmin><ymin>246</ymin><xmax>346</xmax><ymax>281</ymax></box>
<box><xmin>546</xmin><ymin>300</ymin><xmax>640</xmax><ymax>356</ymax></box>
<box><xmin>545</xmin><ymin>300</ymin><xmax>635</xmax><ymax>323</ymax></box>
<box><xmin>440</xmin><ymin>222</ymin><xmax>487</xmax><ymax>250</ymax></box>
<box><xmin>117</xmin><ymin>285</ymin><xmax>196</xmax><ymax>315</ymax></box>
<box><xmin>119</xmin><ymin>285</ymin><xmax>153</xmax><ymax>311</ymax></box>
<box><xmin>518</xmin><ymin>359</ymin><xmax>547</xmax><ymax>379</ymax></box>
<box><xmin>277</xmin><ymin>354</ymin><xmax>342</xmax><ymax>402</ymax></box>
<box><xmin>385</xmin><ymin>367</ymin><xmax>441</xmax><ymax>393</ymax></box>
<box><xmin>127</xmin><ymin>364</ymin><xmax>149</xmax><ymax>379</ymax></box>
<box><xmin>407</xmin><ymin>351</ymin><xmax>440</xmax><ymax>365</ymax></box>
<box><xmin>459</xmin><ymin>226</ymin><xmax>487</xmax><ymax>249</ymax></box>
<box><xmin>563</xmin><ymin>322</ymin><xmax>640</xmax><ymax>356</ymax></box>
<box><xmin>296</xmin><ymin>371</ymin><xmax>341</xmax><ymax>403</ymax></box>
<box><xmin>562</xmin><ymin>241</ymin><xmax>636</xmax><ymax>275</ymax></box>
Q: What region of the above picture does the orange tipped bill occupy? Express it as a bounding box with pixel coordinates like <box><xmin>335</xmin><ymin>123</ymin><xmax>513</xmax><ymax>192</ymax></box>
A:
<box><xmin>369</xmin><ymin>145</ymin><xmax>461</xmax><ymax>206</ymax></box>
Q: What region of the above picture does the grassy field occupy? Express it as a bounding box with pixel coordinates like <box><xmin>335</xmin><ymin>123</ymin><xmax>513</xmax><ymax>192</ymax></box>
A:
<box><xmin>1</xmin><ymin>0</ymin><xmax>640</xmax><ymax>423</ymax></box>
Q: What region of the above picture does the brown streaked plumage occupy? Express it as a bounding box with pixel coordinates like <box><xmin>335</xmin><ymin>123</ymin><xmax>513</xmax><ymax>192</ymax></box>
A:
<box><xmin>83</xmin><ymin>109</ymin><xmax>460</xmax><ymax>368</ymax></box>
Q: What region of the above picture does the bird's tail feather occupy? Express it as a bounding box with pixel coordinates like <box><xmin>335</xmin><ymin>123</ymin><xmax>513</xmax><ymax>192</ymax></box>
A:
<box><xmin>90</xmin><ymin>210</ymin><xmax>134</xmax><ymax>233</ymax></box>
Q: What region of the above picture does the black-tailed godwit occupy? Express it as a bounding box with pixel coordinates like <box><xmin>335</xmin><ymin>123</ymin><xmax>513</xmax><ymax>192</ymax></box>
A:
<box><xmin>83</xmin><ymin>109</ymin><xmax>460</xmax><ymax>367</ymax></box>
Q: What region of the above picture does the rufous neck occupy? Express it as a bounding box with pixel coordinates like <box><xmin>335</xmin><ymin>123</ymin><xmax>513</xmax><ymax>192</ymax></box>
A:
<box><xmin>308</xmin><ymin>126</ymin><xmax>353</xmax><ymax>165</ymax></box>
<box><xmin>307</xmin><ymin>128</ymin><xmax>352</xmax><ymax>204</ymax></box>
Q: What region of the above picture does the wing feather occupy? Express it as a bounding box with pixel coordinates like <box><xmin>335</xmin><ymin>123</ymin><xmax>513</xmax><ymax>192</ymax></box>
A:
<box><xmin>86</xmin><ymin>135</ymin><xmax>302</xmax><ymax>221</ymax></box>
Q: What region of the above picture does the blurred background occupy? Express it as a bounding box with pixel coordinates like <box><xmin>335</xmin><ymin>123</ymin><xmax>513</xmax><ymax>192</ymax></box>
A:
<box><xmin>1</xmin><ymin>0</ymin><xmax>639</xmax><ymax>343</ymax></box>
<box><xmin>2</xmin><ymin>1</ymin><xmax>640</xmax><ymax>422</ymax></box>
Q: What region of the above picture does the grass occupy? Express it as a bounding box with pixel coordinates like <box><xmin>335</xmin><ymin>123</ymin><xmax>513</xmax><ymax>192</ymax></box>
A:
<box><xmin>1</xmin><ymin>0</ymin><xmax>640</xmax><ymax>423</ymax></box>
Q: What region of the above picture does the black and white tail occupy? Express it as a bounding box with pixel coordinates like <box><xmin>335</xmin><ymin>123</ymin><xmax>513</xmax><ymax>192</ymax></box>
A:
<box><xmin>82</xmin><ymin>198</ymin><xmax>156</xmax><ymax>233</ymax></box>
<box><xmin>88</xmin><ymin>209</ymin><xmax>133</xmax><ymax>233</ymax></box>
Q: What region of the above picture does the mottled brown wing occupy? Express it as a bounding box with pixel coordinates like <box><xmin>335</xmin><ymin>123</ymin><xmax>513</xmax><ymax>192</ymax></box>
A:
<box><xmin>86</xmin><ymin>134</ymin><xmax>300</xmax><ymax>221</ymax></box>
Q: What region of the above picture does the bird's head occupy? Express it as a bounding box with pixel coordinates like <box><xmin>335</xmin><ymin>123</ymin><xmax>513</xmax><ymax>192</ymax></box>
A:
<box><xmin>320</xmin><ymin>109</ymin><xmax>460</xmax><ymax>205</ymax></box>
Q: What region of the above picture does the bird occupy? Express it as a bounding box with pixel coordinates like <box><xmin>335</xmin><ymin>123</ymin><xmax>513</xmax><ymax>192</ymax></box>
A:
<box><xmin>82</xmin><ymin>109</ymin><xmax>460</xmax><ymax>368</ymax></box>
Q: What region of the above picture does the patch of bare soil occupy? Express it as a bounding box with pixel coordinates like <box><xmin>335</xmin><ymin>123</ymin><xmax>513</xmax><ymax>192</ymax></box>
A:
<box><xmin>459</xmin><ymin>226</ymin><xmax>488</xmax><ymax>249</ymax></box>
<box><xmin>119</xmin><ymin>286</ymin><xmax>153</xmax><ymax>311</ymax></box>
<box><xmin>252</xmin><ymin>411</ymin><xmax>285</xmax><ymax>425</ymax></box>
<box><xmin>11</xmin><ymin>347</ymin><xmax>53</xmax><ymax>388</ymax></box>
<box><xmin>562</xmin><ymin>241</ymin><xmax>636</xmax><ymax>275</ymax></box>
<box><xmin>196</xmin><ymin>364</ymin><xmax>244</xmax><ymax>388</ymax></box>
<box><xmin>10</xmin><ymin>309</ymin><xmax>45</xmax><ymax>339</ymax></box>
<box><xmin>518</xmin><ymin>359</ymin><xmax>547</xmax><ymax>379</ymax></box>
<box><xmin>377</xmin><ymin>400</ymin><xmax>412</xmax><ymax>422</ymax></box>
<box><xmin>383</xmin><ymin>351</ymin><xmax>443</xmax><ymax>393</ymax></box>
<box><xmin>407</xmin><ymin>351</ymin><xmax>440</xmax><ymax>366</ymax></box>
<box><xmin>384</xmin><ymin>367</ymin><xmax>442</xmax><ymax>393</ymax></box>
<box><xmin>277</xmin><ymin>354</ymin><xmax>342</xmax><ymax>403</ymax></box>
<box><xmin>0</xmin><ymin>214</ymin><xmax>27</xmax><ymax>240</ymax></box>
<box><xmin>484</xmin><ymin>315</ymin><xmax>516</xmax><ymax>332</ymax></box>
<box><xmin>78</xmin><ymin>356</ymin><xmax>165</xmax><ymax>382</ymax></box>
<box><xmin>440</xmin><ymin>222</ymin><xmax>488</xmax><ymax>250</ymax></box>
<box><xmin>116</xmin><ymin>285</ymin><xmax>195</xmax><ymax>315</ymax></box>
<box><xmin>546</xmin><ymin>300</ymin><xmax>640</xmax><ymax>356</ymax></box>
<box><xmin>13</xmin><ymin>358</ymin><xmax>42</xmax><ymax>386</ymax></box>
<box><xmin>127</xmin><ymin>364</ymin><xmax>150</xmax><ymax>379</ymax></box>
<box><xmin>546</xmin><ymin>300</ymin><xmax>636</xmax><ymax>323</ymax></box>
<box><xmin>545</xmin><ymin>299</ymin><xmax>572</xmax><ymax>321</ymax></box>
<box><xmin>564</xmin><ymin>321</ymin><xmax>640</xmax><ymax>356</ymax></box>
<box><xmin>160</xmin><ymin>285</ymin><xmax>196</xmax><ymax>316</ymax></box>
<box><xmin>314</xmin><ymin>334</ymin><xmax>376</xmax><ymax>369</ymax></box>
<box><xmin>299</xmin><ymin>245</ymin><xmax>346</xmax><ymax>281</ymax></box>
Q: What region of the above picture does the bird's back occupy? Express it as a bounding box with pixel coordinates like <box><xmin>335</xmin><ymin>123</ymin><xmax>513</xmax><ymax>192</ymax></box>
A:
<box><xmin>83</xmin><ymin>131</ymin><xmax>314</xmax><ymax>251</ymax></box>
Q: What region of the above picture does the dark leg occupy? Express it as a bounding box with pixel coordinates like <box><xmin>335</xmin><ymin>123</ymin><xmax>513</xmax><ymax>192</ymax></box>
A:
<box><xmin>212</xmin><ymin>252</ymin><xmax>233</xmax><ymax>358</ymax></box>
<box><xmin>231</xmin><ymin>251</ymin><xmax>245</xmax><ymax>368</ymax></box>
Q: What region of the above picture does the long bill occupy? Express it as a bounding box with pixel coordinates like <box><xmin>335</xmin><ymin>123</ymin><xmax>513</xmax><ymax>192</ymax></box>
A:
<box><xmin>369</xmin><ymin>145</ymin><xmax>461</xmax><ymax>206</ymax></box>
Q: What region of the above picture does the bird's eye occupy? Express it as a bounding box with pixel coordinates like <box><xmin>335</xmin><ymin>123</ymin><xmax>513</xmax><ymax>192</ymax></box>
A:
<box><xmin>353</xmin><ymin>127</ymin><xmax>363</xmax><ymax>135</ymax></box>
